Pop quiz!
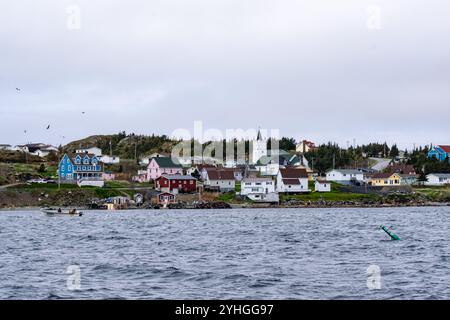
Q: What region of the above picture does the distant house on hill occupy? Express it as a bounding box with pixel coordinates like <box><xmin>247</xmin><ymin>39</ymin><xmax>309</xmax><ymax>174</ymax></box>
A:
<box><xmin>16</xmin><ymin>143</ymin><xmax>58</xmax><ymax>157</ymax></box>
<box><xmin>76</xmin><ymin>147</ymin><xmax>102</xmax><ymax>157</ymax></box>
<box><xmin>99</xmin><ymin>155</ymin><xmax>120</xmax><ymax>164</ymax></box>
<box><xmin>428</xmin><ymin>145</ymin><xmax>450</xmax><ymax>162</ymax></box>
<box><xmin>140</xmin><ymin>153</ymin><xmax>169</xmax><ymax>165</ymax></box>
<box><xmin>296</xmin><ymin>140</ymin><xmax>316</xmax><ymax>154</ymax></box>
<box><xmin>147</xmin><ymin>157</ymin><xmax>183</xmax><ymax>181</ymax></box>
<box><xmin>0</xmin><ymin>144</ymin><xmax>13</xmax><ymax>151</ymax></box>
<box><xmin>277</xmin><ymin>168</ymin><xmax>309</xmax><ymax>193</ymax></box>
<box><xmin>255</xmin><ymin>150</ymin><xmax>307</xmax><ymax>176</ymax></box>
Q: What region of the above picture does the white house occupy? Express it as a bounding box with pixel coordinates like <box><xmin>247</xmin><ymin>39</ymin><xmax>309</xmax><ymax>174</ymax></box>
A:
<box><xmin>277</xmin><ymin>168</ymin><xmax>310</xmax><ymax>193</ymax></box>
<box><xmin>326</xmin><ymin>169</ymin><xmax>366</xmax><ymax>185</ymax></box>
<box><xmin>425</xmin><ymin>173</ymin><xmax>450</xmax><ymax>186</ymax></box>
<box><xmin>0</xmin><ymin>144</ymin><xmax>13</xmax><ymax>151</ymax></box>
<box><xmin>99</xmin><ymin>155</ymin><xmax>120</xmax><ymax>164</ymax></box>
<box><xmin>76</xmin><ymin>147</ymin><xmax>102</xmax><ymax>157</ymax></box>
<box><xmin>315</xmin><ymin>179</ymin><xmax>331</xmax><ymax>192</ymax></box>
<box><xmin>203</xmin><ymin>169</ymin><xmax>235</xmax><ymax>192</ymax></box>
<box><xmin>32</xmin><ymin>145</ymin><xmax>58</xmax><ymax>158</ymax></box>
<box><xmin>241</xmin><ymin>178</ymin><xmax>279</xmax><ymax>202</ymax></box>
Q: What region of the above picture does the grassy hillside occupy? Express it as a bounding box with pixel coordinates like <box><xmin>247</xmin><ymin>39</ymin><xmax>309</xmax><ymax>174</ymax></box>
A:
<box><xmin>63</xmin><ymin>132</ymin><xmax>179</xmax><ymax>160</ymax></box>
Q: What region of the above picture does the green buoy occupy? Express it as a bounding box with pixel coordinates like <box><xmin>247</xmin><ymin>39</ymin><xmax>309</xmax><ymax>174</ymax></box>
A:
<box><xmin>380</xmin><ymin>225</ymin><xmax>400</xmax><ymax>240</ymax></box>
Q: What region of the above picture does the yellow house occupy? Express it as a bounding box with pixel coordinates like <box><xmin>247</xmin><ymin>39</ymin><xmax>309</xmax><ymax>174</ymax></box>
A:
<box><xmin>369</xmin><ymin>173</ymin><xmax>402</xmax><ymax>186</ymax></box>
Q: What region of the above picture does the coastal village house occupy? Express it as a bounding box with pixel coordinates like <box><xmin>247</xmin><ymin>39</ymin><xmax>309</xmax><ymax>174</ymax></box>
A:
<box><xmin>387</xmin><ymin>164</ymin><xmax>419</xmax><ymax>185</ymax></box>
<box><xmin>157</xmin><ymin>192</ymin><xmax>177</xmax><ymax>204</ymax></box>
<box><xmin>425</xmin><ymin>173</ymin><xmax>450</xmax><ymax>186</ymax></box>
<box><xmin>76</xmin><ymin>146</ymin><xmax>120</xmax><ymax>164</ymax></box>
<box><xmin>59</xmin><ymin>152</ymin><xmax>104</xmax><ymax>187</ymax></box>
<box><xmin>16</xmin><ymin>143</ymin><xmax>58</xmax><ymax>157</ymax></box>
<box><xmin>99</xmin><ymin>155</ymin><xmax>120</xmax><ymax>164</ymax></box>
<box><xmin>369</xmin><ymin>173</ymin><xmax>402</xmax><ymax>187</ymax></box>
<box><xmin>326</xmin><ymin>169</ymin><xmax>366</xmax><ymax>185</ymax></box>
<box><xmin>314</xmin><ymin>179</ymin><xmax>331</xmax><ymax>192</ymax></box>
<box><xmin>428</xmin><ymin>145</ymin><xmax>450</xmax><ymax>162</ymax></box>
<box><xmin>155</xmin><ymin>174</ymin><xmax>197</xmax><ymax>194</ymax></box>
<box><xmin>140</xmin><ymin>153</ymin><xmax>170</xmax><ymax>165</ymax></box>
<box><xmin>277</xmin><ymin>168</ymin><xmax>309</xmax><ymax>193</ymax></box>
<box><xmin>147</xmin><ymin>157</ymin><xmax>183</xmax><ymax>181</ymax></box>
<box><xmin>296</xmin><ymin>140</ymin><xmax>316</xmax><ymax>154</ymax></box>
<box><xmin>76</xmin><ymin>147</ymin><xmax>102</xmax><ymax>157</ymax></box>
<box><xmin>240</xmin><ymin>178</ymin><xmax>279</xmax><ymax>203</ymax></box>
<box><xmin>0</xmin><ymin>144</ymin><xmax>15</xmax><ymax>151</ymax></box>
<box><xmin>203</xmin><ymin>168</ymin><xmax>236</xmax><ymax>192</ymax></box>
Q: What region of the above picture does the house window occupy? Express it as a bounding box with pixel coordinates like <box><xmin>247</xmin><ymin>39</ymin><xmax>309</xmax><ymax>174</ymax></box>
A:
<box><xmin>68</xmin><ymin>165</ymin><xmax>71</xmax><ymax>170</ymax></box>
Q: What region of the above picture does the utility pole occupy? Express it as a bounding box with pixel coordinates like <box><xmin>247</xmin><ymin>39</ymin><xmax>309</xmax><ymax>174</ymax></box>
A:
<box><xmin>109</xmin><ymin>140</ymin><xmax>112</xmax><ymax>157</ymax></box>
<box><xmin>58</xmin><ymin>152</ymin><xmax>61</xmax><ymax>190</ymax></box>
<box><xmin>333</xmin><ymin>154</ymin><xmax>335</xmax><ymax>169</ymax></box>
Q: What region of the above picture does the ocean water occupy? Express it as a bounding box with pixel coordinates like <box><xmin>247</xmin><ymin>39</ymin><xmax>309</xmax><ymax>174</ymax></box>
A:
<box><xmin>0</xmin><ymin>207</ymin><xmax>449</xmax><ymax>300</ymax></box>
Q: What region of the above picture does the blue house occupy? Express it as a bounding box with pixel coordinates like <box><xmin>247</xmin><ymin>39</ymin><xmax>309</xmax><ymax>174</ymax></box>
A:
<box><xmin>59</xmin><ymin>153</ymin><xmax>103</xmax><ymax>181</ymax></box>
<box><xmin>427</xmin><ymin>145</ymin><xmax>450</xmax><ymax>162</ymax></box>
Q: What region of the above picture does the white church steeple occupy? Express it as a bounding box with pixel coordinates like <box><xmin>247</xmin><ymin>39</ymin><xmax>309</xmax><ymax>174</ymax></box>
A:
<box><xmin>251</xmin><ymin>127</ymin><xmax>267</xmax><ymax>164</ymax></box>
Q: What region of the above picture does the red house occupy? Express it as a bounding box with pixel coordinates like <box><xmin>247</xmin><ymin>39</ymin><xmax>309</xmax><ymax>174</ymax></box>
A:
<box><xmin>155</xmin><ymin>174</ymin><xmax>197</xmax><ymax>193</ymax></box>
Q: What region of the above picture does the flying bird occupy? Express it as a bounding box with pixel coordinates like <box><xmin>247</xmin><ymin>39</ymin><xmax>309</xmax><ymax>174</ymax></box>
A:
<box><xmin>81</xmin><ymin>111</ymin><xmax>86</xmax><ymax>115</ymax></box>
<box><xmin>16</xmin><ymin>88</ymin><xmax>20</xmax><ymax>92</ymax></box>
<box><xmin>46</xmin><ymin>124</ymin><xmax>50</xmax><ymax>130</ymax></box>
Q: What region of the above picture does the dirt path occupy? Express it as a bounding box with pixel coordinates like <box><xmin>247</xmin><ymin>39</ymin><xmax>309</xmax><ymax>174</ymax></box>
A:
<box><xmin>0</xmin><ymin>183</ymin><xmax>23</xmax><ymax>190</ymax></box>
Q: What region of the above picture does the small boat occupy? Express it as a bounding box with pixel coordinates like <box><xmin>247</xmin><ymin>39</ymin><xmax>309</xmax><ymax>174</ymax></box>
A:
<box><xmin>41</xmin><ymin>208</ymin><xmax>83</xmax><ymax>216</ymax></box>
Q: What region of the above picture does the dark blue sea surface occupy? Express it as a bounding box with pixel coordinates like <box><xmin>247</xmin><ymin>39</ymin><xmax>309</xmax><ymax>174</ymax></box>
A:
<box><xmin>0</xmin><ymin>207</ymin><xmax>449</xmax><ymax>299</ymax></box>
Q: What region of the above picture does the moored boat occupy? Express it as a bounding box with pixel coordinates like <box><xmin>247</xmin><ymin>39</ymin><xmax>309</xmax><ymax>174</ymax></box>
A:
<box><xmin>41</xmin><ymin>208</ymin><xmax>83</xmax><ymax>216</ymax></box>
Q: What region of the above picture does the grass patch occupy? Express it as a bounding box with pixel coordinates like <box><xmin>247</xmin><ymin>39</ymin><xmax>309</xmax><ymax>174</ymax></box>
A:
<box><xmin>218</xmin><ymin>192</ymin><xmax>237</xmax><ymax>203</ymax></box>
<box><xmin>104</xmin><ymin>180</ymin><xmax>132</xmax><ymax>188</ymax></box>
<box><xmin>94</xmin><ymin>188</ymin><xmax>124</xmax><ymax>199</ymax></box>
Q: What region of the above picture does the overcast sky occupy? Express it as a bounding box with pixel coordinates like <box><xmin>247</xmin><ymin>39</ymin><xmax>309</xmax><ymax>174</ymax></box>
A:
<box><xmin>1</xmin><ymin>0</ymin><xmax>449</xmax><ymax>150</ymax></box>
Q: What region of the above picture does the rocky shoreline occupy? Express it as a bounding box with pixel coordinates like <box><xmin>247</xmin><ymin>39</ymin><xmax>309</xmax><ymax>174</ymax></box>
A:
<box><xmin>0</xmin><ymin>200</ymin><xmax>449</xmax><ymax>211</ymax></box>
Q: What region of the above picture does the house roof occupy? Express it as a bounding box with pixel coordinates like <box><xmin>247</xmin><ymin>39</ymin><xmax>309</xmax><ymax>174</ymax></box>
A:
<box><xmin>327</xmin><ymin>169</ymin><xmax>362</xmax><ymax>175</ymax></box>
<box><xmin>279</xmin><ymin>168</ymin><xmax>308</xmax><ymax>179</ymax></box>
<box><xmin>206</xmin><ymin>169</ymin><xmax>235</xmax><ymax>180</ymax></box>
<box><xmin>151</xmin><ymin>157</ymin><xmax>182</xmax><ymax>168</ymax></box>
<box><xmin>427</xmin><ymin>173</ymin><xmax>450</xmax><ymax>179</ymax></box>
<box><xmin>371</xmin><ymin>173</ymin><xmax>399</xmax><ymax>179</ymax></box>
<box><xmin>388</xmin><ymin>164</ymin><xmax>416</xmax><ymax>175</ymax></box>
<box><xmin>158</xmin><ymin>174</ymin><xmax>196</xmax><ymax>180</ymax></box>
<box><xmin>438</xmin><ymin>145</ymin><xmax>450</xmax><ymax>153</ymax></box>
<box><xmin>242</xmin><ymin>178</ymin><xmax>273</xmax><ymax>183</ymax></box>
<box><xmin>73</xmin><ymin>153</ymin><xmax>97</xmax><ymax>158</ymax></box>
